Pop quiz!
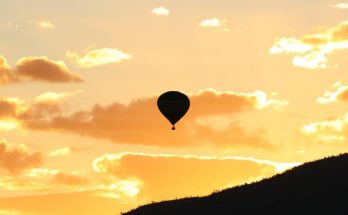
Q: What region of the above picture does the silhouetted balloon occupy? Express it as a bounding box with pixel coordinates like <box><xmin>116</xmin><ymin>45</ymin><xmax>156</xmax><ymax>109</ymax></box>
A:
<box><xmin>157</xmin><ymin>91</ymin><xmax>190</xmax><ymax>130</ymax></box>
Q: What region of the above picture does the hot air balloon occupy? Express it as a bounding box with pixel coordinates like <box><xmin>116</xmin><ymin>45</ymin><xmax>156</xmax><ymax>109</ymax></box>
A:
<box><xmin>157</xmin><ymin>91</ymin><xmax>190</xmax><ymax>130</ymax></box>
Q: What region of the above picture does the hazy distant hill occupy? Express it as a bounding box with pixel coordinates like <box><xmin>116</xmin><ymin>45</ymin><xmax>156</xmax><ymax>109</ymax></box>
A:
<box><xmin>124</xmin><ymin>154</ymin><xmax>348</xmax><ymax>215</ymax></box>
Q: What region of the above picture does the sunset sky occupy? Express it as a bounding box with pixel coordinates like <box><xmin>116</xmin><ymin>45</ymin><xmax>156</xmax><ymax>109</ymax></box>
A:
<box><xmin>1</xmin><ymin>0</ymin><xmax>348</xmax><ymax>214</ymax></box>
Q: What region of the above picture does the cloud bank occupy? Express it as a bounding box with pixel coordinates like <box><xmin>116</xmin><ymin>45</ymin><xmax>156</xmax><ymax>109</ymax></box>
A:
<box><xmin>19</xmin><ymin>89</ymin><xmax>286</xmax><ymax>149</ymax></box>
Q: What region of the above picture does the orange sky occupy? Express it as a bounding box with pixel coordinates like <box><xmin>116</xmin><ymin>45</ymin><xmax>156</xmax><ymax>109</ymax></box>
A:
<box><xmin>1</xmin><ymin>0</ymin><xmax>348</xmax><ymax>214</ymax></box>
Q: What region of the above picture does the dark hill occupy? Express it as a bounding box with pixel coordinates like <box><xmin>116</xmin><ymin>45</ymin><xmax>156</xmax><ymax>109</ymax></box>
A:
<box><xmin>124</xmin><ymin>154</ymin><xmax>348</xmax><ymax>215</ymax></box>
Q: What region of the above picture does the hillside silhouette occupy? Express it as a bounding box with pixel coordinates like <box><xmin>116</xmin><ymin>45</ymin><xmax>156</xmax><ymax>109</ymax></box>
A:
<box><xmin>124</xmin><ymin>153</ymin><xmax>348</xmax><ymax>215</ymax></box>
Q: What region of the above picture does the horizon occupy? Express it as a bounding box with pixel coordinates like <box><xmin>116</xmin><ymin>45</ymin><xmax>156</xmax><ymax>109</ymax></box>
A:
<box><xmin>1</xmin><ymin>0</ymin><xmax>348</xmax><ymax>214</ymax></box>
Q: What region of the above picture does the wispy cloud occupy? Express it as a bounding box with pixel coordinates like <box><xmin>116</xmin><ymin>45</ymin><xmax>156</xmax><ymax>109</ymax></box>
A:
<box><xmin>1</xmin><ymin>20</ymin><xmax>54</xmax><ymax>30</ymax></box>
<box><xmin>51</xmin><ymin>171</ymin><xmax>88</xmax><ymax>186</ymax></box>
<box><xmin>302</xmin><ymin>113</ymin><xmax>348</xmax><ymax>143</ymax></box>
<box><xmin>93</xmin><ymin>152</ymin><xmax>299</xmax><ymax>200</ymax></box>
<box><xmin>66</xmin><ymin>48</ymin><xmax>132</xmax><ymax>68</ymax></box>
<box><xmin>0</xmin><ymin>21</ymin><xmax>19</xmax><ymax>29</ymax></box>
<box><xmin>0</xmin><ymin>209</ymin><xmax>21</xmax><ymax>215</ymax></box>
<box><xmin>93</xmin><ymin>152</ymin><xmax>300</xmax><ymax>174</ymax></box>
<box><xmin>35</xmin><ymin>91</ymin><xmax>82</xmax><ymax>106</ymax></box>
<box><xmin>48</xmin><ymin>147</ymin><xmax>72</xmax><ymax>157</ymax></box>
<box><xmin>26</xmin><ymin>168</ymin><xmax>59</xmax><ymax>178</ymax></box>
<box><xmin>200</xmin><ymin>18</ymin><xmax>223</xmax><ymax>28</ymax></box>
<box><xmin>0</xmin><ymin>169</ymin><xmax>89</xmax><ymax>193</ymax></box>
<box><xmin>317</xmin><ymin>81</ymin><xmax>348</xmax><ymax>104</ymax></box>
<box><xmin>269</xmin><ymin>21</ymin><xmax>348</xmax><ymax>69</ymax></box>
<box><xmin>0</xmin><ymin>176</ymin><xmax>49</xmax><ymax>191</ymax></box>
<box><xmin>0</xmin><ymin>162</ymin><xmax>141</xmax><ymax>202</ymax></box>
<box><xmin>0</xmin><ymin>90</ymin><xmax>81</xmax><ymax>131</ymax></box>
<box><xmin>152</xmin><ymin>7</ymin><xmax>170</xmax><ymax>16</ymax></box>
<box><xmin>0</xmin><ymin>56</ymin><xmax>17</xmax><ymax>85</ymax></box>
<box><xmin>199</xmin><ymin>18</ymin><xmax>232</xmax><ymax>33</ymax></box>
<box><xmin>94</xmin><ymin>179</ymin><xmax>143</xmax><ymax>200</ymax></box>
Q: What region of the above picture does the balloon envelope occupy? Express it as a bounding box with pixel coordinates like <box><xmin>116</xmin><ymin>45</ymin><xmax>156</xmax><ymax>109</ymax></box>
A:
<box><xmin>157</xmin><ymin>91</ymin><xmax>190</xmax><ymax>130</ymax></box>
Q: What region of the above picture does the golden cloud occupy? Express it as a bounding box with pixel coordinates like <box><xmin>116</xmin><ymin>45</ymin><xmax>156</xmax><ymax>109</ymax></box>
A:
<box><xmin>48</xmin><ymin>147</ymin><xmax>72</xmax><ymax>157</ymax></box>
<box><xmin>51</xmin><ymin>172</ymin><xmax>88</xmax><ymax>186</ymax></box>
<box><xmin>26</xmin><ymin>168</ymin><xmax>59</xmax><ymax>178</ymax></box>
<box><xmin>0</xmin><ymin>191</ymin><xmax>136</xmax><ymax>215</ymax></box>
<box><xmin>332</xmin><ymin>3</ymin><xmax>348</xmax><ymax>9</ymax></box>
<box><xmin>16</xmin><ymin>56</ymin><xmax>82</xmax><ymax>83</ymax></box>
<box><xmin>0</xmin><ymin>56</ymin><xmax>82</xmax><ymax>84</ymax></box>
<box><xmin>0</xmin><ymin>97</ymin><xmax>26</xmax><ymax>119</ymax></box>
<box><xmin>0</xmin><ymin>91</ymin><xmax>81</xmax><ymax>131</ymax></box>
<box><xmin>0</xmin><ymin>140</ymin><xmax>42</xmax><ymax>175</ymax></box>
<box><xmin>200</xmin><ymin>18</ymin><xmax>223</xmax><ymax>27</ymax></box>
<box><xmin>0</xmin><ymin>56</ymin><xmax>17</xmax><ymax>85</ymax></box>
<box><xmin>94</xmin><ymin>179</ymin><xmax>143</xmax><ymax>200</ymax></box>
<box><xmin>0</xmin><ymin>166</ymin><xmax>142</xmax><ymax>205</ymax></box>
<box><xmin>301</xmin><ymin>113</ymin><xmax>348</xmax><ymax>143</ymax></box>
<box><xmin>0</xmin><ymin>209</ymin><xmax>21</xmax><ymax>215</ymax></box>
<box><xmin>269</xmin><ymin>21</ymin><xmax>348</xmax><ymax>69</ymax></box>
<box><xmin>317</xmin><ymin>81</ymin><xmax>348</xmax><ymax>104</ymax></box>
<box><xmin>0</xmin><ymin>90</ymin><xmax>286</xmax><ymax>149</ymax></box>
<box><xmin>0</xmin><ymin>120</ymin><xmax>20</xmax><ymax>131</ymax></box>
<box><xmin>0</xmin><ymin>162</ymin><xmax>140</xmax><ymax>213</ymax></box>
<box><xmin>93</xmin><ymin>152</ymin><xmax>299</xmax><ymax>201</ymax></box>
<box><xmin>152</xmin><ymin>7</ymin><xmax>170</xmax><ymax>16</ymax></box>
<box><xmin>0</xmin><ymin>176</ymin><xmax>48</xmax><ymax>191</ymax></box>
<box><xmin>190</xmin><ymin>89</ymin><xmax>287</xmax><ymax>116</ymax></box>
<box><xmin>199</xmin><ymin>18</ymin><xmax>232</xmax><ymax>32</ymax></box>
<box><xmin>65</xmin><ymin>48</ymin><xmax>131</xmax><ymax>68</ymax></box>
<box><xmin>20</xmin><ymin>89</ymin><xmax>286</xmax><ymax>149</ymax></box>
<box><xmin>0</xmin><ymin>168</ymin><xmax>90</xmax><ymax>195</ymax></box>
<box><xmin>0</xmin><ymin>22</ymin><xmax>19</xmax><ymax>29</ymax></box>
<box><xmin>34</xmin><ymin>90</ymin><xmax>82</xmax><ymax>106</ymax></box>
